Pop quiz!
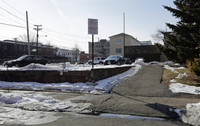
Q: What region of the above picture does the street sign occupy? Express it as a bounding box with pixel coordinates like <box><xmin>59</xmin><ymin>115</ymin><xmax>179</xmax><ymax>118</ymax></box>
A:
<box><xmin>88</xmin><ymin>18</ymin><xmax>98</xmax><ymax>35</ymax></box>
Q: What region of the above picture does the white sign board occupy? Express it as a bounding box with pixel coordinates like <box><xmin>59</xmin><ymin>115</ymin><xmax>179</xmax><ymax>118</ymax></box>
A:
<box><xmin>88</xmin><ymin>19</ymin><xmax>98</xmax><ymax>35</ymax></box>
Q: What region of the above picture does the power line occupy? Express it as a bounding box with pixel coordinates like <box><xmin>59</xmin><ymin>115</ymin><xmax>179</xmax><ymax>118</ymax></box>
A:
<box><xmin>43</xmin><ymin>27</ymin><xmax>91</xmax><ymax>39</ymax></box>
<box><xmin>0</xmin><ymin>22</ymin><xmax>25</xmax><ymax>28</ymax></box>
<box><xmin>0</xmin><ymin>2</ymin><xmax>90</xmax><ymax>40</ymax></box>
<box><xmin>0</xmin><ymin>1</ymin><xmax>96</xmax><ymax>48</ymax></box>
<box><xmin>1</xmin><ymin>0</ymin><xmax>25</xmax><ymax>16</ymax></box>
<box><xmin>0</xmin><ymin>13</ymin><xmax>24</xmax><ymax>26</ymax></box>
<box><xmin>0</xmin><ymin>6</ymin><xmax>26</xmax><ymax>22</ymax></box>
<box><xmin>41</xmin><ymin>31</ymin><xmax>90</xmax><ymax>44</ymax></box>
<box><xmin>0</xmin><ymin>0</ymin><xmax>40</xmax><ymax>26</ymax></box>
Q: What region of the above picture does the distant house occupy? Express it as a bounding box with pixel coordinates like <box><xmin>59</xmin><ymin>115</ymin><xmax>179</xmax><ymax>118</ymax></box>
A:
<box><xmin>56</xmin><ymin>49</ymin><xmax>79</xmax><ymax>63</ymax></box>
<box><xmin>140</xmin><ymin>40</ymin><xmax>152</xmax><ymax>45</ymax></box>
<box><xmin>88</xmin><ymin>39</ymin><xmax>110</xmax><ymax>58</ymax></box>
<box><xmin>0</xmin><ymin>40</ymin><xmax>56</xmax><ymax>58</ymax></box>
<box><xmin>109</xmin><ymin>33</ymin><xmax>141</xmax><ymax>57</ymax></box>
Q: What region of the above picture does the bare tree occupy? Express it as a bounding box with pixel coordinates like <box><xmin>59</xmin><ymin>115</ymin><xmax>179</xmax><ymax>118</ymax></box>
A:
<box><xmin>72</xmin><ymin>44</ymin><xmax>80</xmax><ymax>62</ymax></box>
<box><xmin>151</xmin><ymin>29</ymin><xmax>164</xmax><ymax>45</ymax></box>
<box><xmin>17</xmin><ymin>33</ymin><xmax>36</xmax><ymax>42</ymax></box>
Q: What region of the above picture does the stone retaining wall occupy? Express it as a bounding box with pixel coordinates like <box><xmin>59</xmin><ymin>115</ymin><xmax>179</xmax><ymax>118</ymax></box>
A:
<box><xmin>0</xmin><ymin>66</ymin><xmax>132</xmax><ymax>83</ymax></box>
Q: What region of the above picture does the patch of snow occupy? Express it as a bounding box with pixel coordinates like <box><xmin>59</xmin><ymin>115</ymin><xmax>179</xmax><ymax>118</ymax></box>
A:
<box><xmin>148</xmin><ymin>61</ymin><xmax>175</xmax><ymax>66</ymax></box>
<box><xmin>170</xmin><ymin>79</ymin><xmax>177</xmax><ymax>83</ymax></box>
<box><xmin>176</xmin><ymin>72</ymin><xmax>188</xmax><ymax>79</ymax></box>
<box><xmin>95</xmin><ymin>64</ymin><xmax>141</xmax><ymax>92</ymax></box>
<box><xmin>0</xmin><ymin>63</ymin><xmax>135</xmax><ymax>71</ymax></box>
<box><xmin>0</xmin><ymin>91</ymin><xmax>91</xmax><ymax>113</ymax></box>
<box><xmin>164</xmin><ymin>65</ymin><xmax>176</xmax><ymax>72</ymax></box>
<box><xmin>182</xmin><ymin>102</ymin><xmax>200</xmax><ymax>126</ymax></box>
<box><xmin>169</xmin><ymin>83</ymin><xmax>200</xmax><ymax>95</ymax></box>
<box><xmin>0</xmin><ymin>107</ymin><xmax>60</xmax><ymax>125</ymax></box>
<box><xmin>164</xmin><ymin>65</ymin><xmax>186</xmax><ymax>73</ymax></box>
<box><xmin>0</xmin><ymin>65</ymin><xmax>141</xmax><ymax>94</ymax></box>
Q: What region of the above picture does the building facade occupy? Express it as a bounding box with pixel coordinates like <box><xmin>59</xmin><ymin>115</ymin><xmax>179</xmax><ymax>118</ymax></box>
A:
<box><xmin>88</xmin><ymin>39</ymin><xmax>110</xmax><ymax>58</ymax></box>
<box><xmin>140</xmin><ymin>41</ymin><xmax>152</xmax><ymax>45</ymax></box>
<box><xmin>0</xmin><ymin>40</ymin><xmax>78</xmax><ymax>63</ymax></box>
<box><xmin>55</xmin><ymin>49</ymin><xmax>79</xmax><ymax>63</ymax></box>
<box><xmin>109</xmin><ymin>33</ymin><xmax>141</xmax><ymax>57</ymax></box>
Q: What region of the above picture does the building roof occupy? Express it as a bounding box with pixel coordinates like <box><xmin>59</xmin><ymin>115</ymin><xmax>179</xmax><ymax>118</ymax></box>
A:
<box><xmin>109</xmin><ymin>33</ymin><xmax>141</xmax><ymax>44</ymax></box>
<box><xmin>109</xmin><ymin>33</ymin><xmax>133</xmax><ymax>38</ymax></box>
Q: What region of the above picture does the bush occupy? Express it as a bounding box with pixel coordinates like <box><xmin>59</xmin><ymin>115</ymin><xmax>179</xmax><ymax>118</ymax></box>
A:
<box><xmin>187</xmin><ymin>58</ymin><xmax>200</xmax><ymax>76</ymax></box>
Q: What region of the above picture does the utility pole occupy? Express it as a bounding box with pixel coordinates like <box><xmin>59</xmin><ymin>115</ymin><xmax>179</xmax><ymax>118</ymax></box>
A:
<box><xmin>26</xmin><ymin>11</ymin><xmax>31</xmax><ymax>55</ymax></box>
<box><xmin>14</xmin><ymin>38</ymin><xmax>18</xmax><ymax>56</ymax></box>
<box><xmin>123</xmin><ymin>13</ymin><xmax>125</xmax><ymax>57</ymax></box>
<box><xmin>33</xmin><ymin>25</ymin><xmax>42</xmax><ymax>55</ymax></box>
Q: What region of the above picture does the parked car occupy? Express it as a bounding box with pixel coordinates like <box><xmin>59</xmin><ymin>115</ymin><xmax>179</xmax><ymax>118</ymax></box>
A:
<box><xmin>104</xmin><ymin>55</ymin><xmax>125</xmax><ymax>65</ymax></box>
<box><xmin>2</xmin><ymin>55</ymin><xmax>49</xmax><ymax>67</ymax></box>
<box><xmin>135</xmin><ymin>57</ymin><xmax>144</xmax><ymax>63</ymax></box>
<box><xmin>124</xmin><ymin>58</ymin><xmax>132</xmax><ymax>64</ymax></box>
<box><xmin>88</xmin><ymin>57</ymin><xmax>105</xmax><ymax>64</ymax></box>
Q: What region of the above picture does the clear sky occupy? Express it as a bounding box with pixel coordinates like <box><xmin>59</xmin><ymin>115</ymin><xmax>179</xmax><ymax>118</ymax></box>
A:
<box><xmin>0</xmin><ymin>0</ymin><xmax>177</xmax><ymax>52</ymax></box>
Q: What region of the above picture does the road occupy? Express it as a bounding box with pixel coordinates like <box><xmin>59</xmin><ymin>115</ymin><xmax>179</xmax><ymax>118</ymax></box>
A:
<box><xmin>0</xmin><ymin>65</ymin><xmax>198</xmax><ymax>126</ymax></box>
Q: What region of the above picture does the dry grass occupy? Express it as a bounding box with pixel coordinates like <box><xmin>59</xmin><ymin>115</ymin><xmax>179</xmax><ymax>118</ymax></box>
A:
<box><xmin>162</xmin><ymin>67</ymin><xmax>200</xmax><ymax>86</ymax></box>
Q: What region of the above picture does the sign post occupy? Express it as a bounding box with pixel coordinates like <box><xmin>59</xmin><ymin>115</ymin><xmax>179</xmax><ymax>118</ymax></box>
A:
<box><xmin>88</xmin><ymin>18</ymin><xmax>98</xmax><ymax>70</ymax></box>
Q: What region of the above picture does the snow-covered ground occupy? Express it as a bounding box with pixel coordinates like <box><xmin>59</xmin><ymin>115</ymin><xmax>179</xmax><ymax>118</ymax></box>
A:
<box><xmin>164</xmin><ymin>65</ymin><xmax>200</xmax><ymax>126</ymax></box>
<box><xmin>0</xmin><ymin>62</ymin><xmax>134</xmax><ymax>71</ymax></box>
<box><xmin>0</xmin><ymin>62</ymin><xmax>142</xmax><ymax>125</ymax></box>
<box><xmin>0</xmin><ymin>62</ymin><xmax>143</xmax><ymax>125</ymax></box>
<box><xmin>0</xmin><ymin>62</ymin><xmax>200</xmax><ymax>125</ymax></box>
<box><xmin>0</xmin><ymin>90</ymin><xmax>92</xmax><ymax>125</ymax></box>
<box><xmin>0</xmin><ymin>64</ymin><xmax>141</xmax><ymax>94</ymax></box>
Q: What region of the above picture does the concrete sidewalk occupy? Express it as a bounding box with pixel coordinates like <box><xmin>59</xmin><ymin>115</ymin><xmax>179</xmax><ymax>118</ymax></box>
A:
<box><xmin>112</xmin><ymin>65</ymin><xmax>173</xmax><ymax>97</ymax></box>
<box><xmin>89</xmin><ymin>65</ymin><xmax>199</xmax><ymax>120</ymax></box>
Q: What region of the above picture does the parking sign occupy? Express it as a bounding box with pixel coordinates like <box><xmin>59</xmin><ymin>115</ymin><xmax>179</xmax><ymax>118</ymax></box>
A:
<box><xmin>88</xmin><ymin>19</ymin><xmax>98</xmax><ymax>35</ymax></box>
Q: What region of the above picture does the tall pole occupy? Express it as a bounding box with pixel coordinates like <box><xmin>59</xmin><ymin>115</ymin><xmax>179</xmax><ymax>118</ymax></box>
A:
<box><xmin>123</xmin><ymin>13</ymin><xmax>125</xmax><ymax>57</ymax></box>
<box><xmin>33</xmin><ymin>25</ymin><xmax>42</xmax><ymax>55</ymax></box>
<box><xmin>26</xmin><ymin>11</ymin><xmax>31</xmax><ymax>55</ymax></box>
<box><xmin>92</xmin><ymin>34</ymin><xmax>94</xmax><ymax>69</ymax></box>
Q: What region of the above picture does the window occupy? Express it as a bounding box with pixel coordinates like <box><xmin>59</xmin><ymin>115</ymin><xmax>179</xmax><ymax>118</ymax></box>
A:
<box><xmin>115</xmin><ymin>38</ymin><xmax>122</xmax><ymax>44</ymax></box>
<box><xmin>116</xmin><ymin>48</ymin><xmax>122</xmax><ymax>53</ymax></box>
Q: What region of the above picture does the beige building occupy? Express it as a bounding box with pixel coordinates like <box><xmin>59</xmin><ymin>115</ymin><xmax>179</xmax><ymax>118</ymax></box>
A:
<box><xmin>109</xmin><ymin>33</ymin><xmax>141</xmax><ymax>57</ymax></box>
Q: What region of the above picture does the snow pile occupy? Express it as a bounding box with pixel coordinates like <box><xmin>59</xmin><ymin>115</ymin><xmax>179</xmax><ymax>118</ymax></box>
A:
<box><xmin>0</xmin><ymin>63</ymin><xmax>135</xmax><ymax>71</ymax></box>
<box><xmin>164</xmin><ymin>65</ymin><xmax>186</xmax><ymax>73</ymax></box>
<box><xmin>0</xmin><ymin>91</ymin><xmax>91</xmax><ymax>113</ymax></box>
<box><xmin>164</xmin><ymin>65</ymin><xmax>200</xmax><ymax>126</ymax></box>
<box><xmin>0</xmin><ymin>90</ymin><xmax>93</xmax><ymax>125</ymax></box>
<box><xmin>94</xmin><ymin>64</ymin><xmax>142</xmax><ymax>93</ymax></box>
<box><xmin>133</xmin><ymin>60</ymin><xmax>177</xmax><ymax>66</ymax></box>
<box><xmin>148</xmin><ymin>61</ymin><xmax>176</xmax><ymax>66</ymax></box>
<box><xmin>164</xmin><ymin>65</ymin><xmax>188</xmax><ymax>79</ymax></box>
<box><xmin>0</xmin><ymin>107</ymin><xmax>60</xmax><ymax>125</ymax></box>
<box><xmin>22</xmin><ymin>63</ymin><xmax>51</xmax><ymax>70</ymax></box>
<box><xmin>176</xmin><ymin>72</ymin><xmax>188</xmax><ymax>79</ymax></box>
<box><xmin>182</xmin><ymin>102</ymin><xmax>200</xmax><ymax>126</ymax></box>
<box><xmin>0</xmin><ymin>65</ymin><xmax>141</xmax><ymax>94</ymax></box>
<box><xmin>164</xmin><ymin>65</ymin><xmax>197</xmax><ymax>95</ymax></box>
<box><xmin>169</xmin><ymin>83</ymin><xmax>200</xmax><ymax>95</ymax></box>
